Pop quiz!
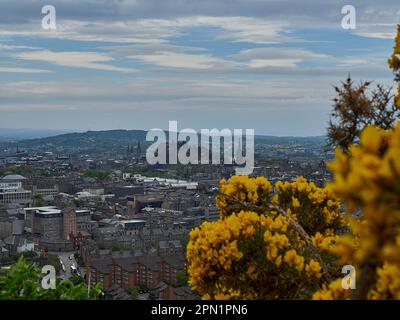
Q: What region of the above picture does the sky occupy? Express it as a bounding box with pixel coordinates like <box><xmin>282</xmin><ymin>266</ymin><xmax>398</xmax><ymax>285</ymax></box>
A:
<box><xmin>0</xmin><ymin>0</ymin><xmax>399</xmax><ymax>136</ymax></box>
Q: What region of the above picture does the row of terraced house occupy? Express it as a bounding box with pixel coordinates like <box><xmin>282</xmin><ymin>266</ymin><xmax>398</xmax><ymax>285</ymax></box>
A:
<box><xmin>86</xmin><ymin>254</ymin><xmax>196</xmax><ymax>300</ymax></box>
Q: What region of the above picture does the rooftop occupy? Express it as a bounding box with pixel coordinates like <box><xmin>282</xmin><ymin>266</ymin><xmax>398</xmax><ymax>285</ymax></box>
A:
<box><xmin>1</xmin><ymin>174</ymin><xmax>26</xmax><ymax>181</ymax></box>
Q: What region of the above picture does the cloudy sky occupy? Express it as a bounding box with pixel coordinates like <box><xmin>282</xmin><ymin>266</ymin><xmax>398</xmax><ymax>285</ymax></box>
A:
<box><xmin>0</xmin><ymin>0</ymin><xmax>399</xmax><ymax>136</ymax></box>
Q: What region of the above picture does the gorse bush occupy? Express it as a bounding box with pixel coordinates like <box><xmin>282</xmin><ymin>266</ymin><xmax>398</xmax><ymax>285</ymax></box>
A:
<box><xmin>314</xmin><ymin>123</ymin><xmax>400</xmax><ymax>300</ymax></box>
<box><xmin>187</xmin><ymin>176</ymin><xmax>344</xmax><ymax>299</ymax></box>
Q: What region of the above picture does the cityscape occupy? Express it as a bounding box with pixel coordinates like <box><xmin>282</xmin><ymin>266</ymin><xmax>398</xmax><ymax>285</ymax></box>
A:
<box><xmin>1</xmin><ymin>0</ymin><xmax>400</xmax><ymax>310</ymax></box>
<box><xmin>0</xmin><ymin>130</ymin><xmax>330</xmax><ymax>300</ymax></box>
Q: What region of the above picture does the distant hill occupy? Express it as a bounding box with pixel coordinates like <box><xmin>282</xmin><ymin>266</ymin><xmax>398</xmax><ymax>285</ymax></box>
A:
<box><xmin>254</xmin><ymin>135</ymin><xmax>326</xmax><ymax>144</ymax></box>
<box><xmin>14</xmin><ymin>130</ymin><xmax>148</xmax><ymax>149</ymax></box>
<box><xmin>2</xmin><ymin>129</ymin><xmax>326</xmax><ymax>151</ymax></box>
<box><xmin>0</xmin><ymin>128</ymin><xmax>72</xmax><ymax>141</ymax></box>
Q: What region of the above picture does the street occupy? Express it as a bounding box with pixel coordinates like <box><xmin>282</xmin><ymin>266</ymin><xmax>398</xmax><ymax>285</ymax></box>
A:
<box><xmin>53</xmin><ymin>251</ymin><xmax>80</xmax><ymax>280</ymax></box>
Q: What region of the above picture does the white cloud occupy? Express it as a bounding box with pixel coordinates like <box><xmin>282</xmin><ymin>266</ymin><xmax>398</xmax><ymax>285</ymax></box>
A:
<box><xmin>15</xmin><ymin>50</ymin><xmax>136</xmax><ymax>73</ymax></box>
<box><xmin>0</xmin><ymin>16</ymin><xmax>291</xmax><ymax>45</ymax></box>
<box><xmin>0</xmin><ymin>44</ymin><xmax>38</xmax><ymax>50</ymax></box>
<box><xmin>128</xmin><ymin>51</ymin><xmax>236</xmax><ymax>69</ymax></box>
<box><xmin>353</xmin><ymin>23</ymin><xmax>398</xmax><ymax>39</ymax></box>
<box><xmin>248</xmin><ymin>59</ymin><xmax>301</xmax><ymax>68</ymax></box>
<box><xmin>236</xmin><ymin>48</ymin><xmax>330</xmax><ymax>60</ymax></box>
<box><xmin>135</xmin><ymin>16</ymin><xmax>292</xmax><ymax>44</ymax></box>
<box><xmin>0</xmin><ymin>20</ymin><xmax>178</xmax><ymax>44</ymax></box>
<box><xmin>235</xmin><ymin>47</ymin><xmax>330</xmax><ymax>69</ymax></box>
<box><xmin>0</xmin><ymin>66</ymin><xmax>51</xmax><ymax>73</ymax></box>
<box><xmin>126</xmin><ymin>45</ymin><xmax>331</xmax><ymax>71</ymax></box>
<box><xmin>0</xmin><ymin>77</ymin><xmax>332</xmax><ymax>102</ymax></box>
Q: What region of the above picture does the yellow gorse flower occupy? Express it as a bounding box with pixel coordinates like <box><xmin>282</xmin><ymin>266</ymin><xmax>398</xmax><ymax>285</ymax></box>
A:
<box><xmin>305</xmin><ymin>259</ymin><xmax>322</xmax><ymax>279</ymax></box>
<box><xmin>312</xmin><ymin>279</ymin><xmax>351</xmax><ymax>300</ymax></box>
<box><xmin>189</xmin><ymin>176</ymin><xmax>343</xmax><ymax>299</ymax></box>
<box><xmin>315</xmin><ymin>123</ymin><xmax>400</xmax><ymax>299</ymax></box>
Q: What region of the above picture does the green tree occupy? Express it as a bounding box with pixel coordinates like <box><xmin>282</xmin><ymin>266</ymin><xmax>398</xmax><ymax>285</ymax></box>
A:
<box><xmin>176</xmin><ymin>270</ymin><xmax>188</xmax><ymax>287</ymax></box>
<box><xmin>33</xmin><ymin>193</ymin><xmax>45</xmax><ymax>207</ymax></box>
<box><xmin>72</xmin><ymin>198</ymin><xmax>81</xmax><ymax>208</ymax></box>
<box><xmin>111</xmin><ymin>243</ymin><xmax>122</xmax><ymax>252</ymax></box>
<box><xmin>129</xmin><ymin>286</ymin><xmax>140</xmax><ymax>299</ymax></box>
<box><xmin>70</xmin><ymin>274</ymin><xmax>84</xmax><ymax>286</ymax></box>
<box><xmin>0</xmin><ymin>257</ymin><xmax>102</xmax><ymax>300</ymax></box>
<box><xmin>83</xmin><ymin>169</ymin><xmax>110</xmax><ymax>181</ymax></box>
<box><xmin>74</xmin><ymin>253</ymin><xmax>84</xmax><ymax>267</ymax></box>
<box><xmin>45</xmin><ymin>253</ymin><xmax>62</xmax><ymax>274</ymax></box>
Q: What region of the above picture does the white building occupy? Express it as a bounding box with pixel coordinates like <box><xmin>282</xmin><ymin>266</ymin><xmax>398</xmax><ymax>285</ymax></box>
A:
<box><xmin>0</xmin><ymin>174</ymin><xmax>32</xmax><ymax>206</ymax></box>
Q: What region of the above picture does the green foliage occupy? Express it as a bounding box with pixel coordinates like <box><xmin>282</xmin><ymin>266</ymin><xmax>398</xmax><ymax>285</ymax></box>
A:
<box><xmin>15</xmin><ymin>130</ymin><xmax>148</xmax><ymax>150</ymax></box>
<box><xmin>72</xmin><ymin>198</ymin><xmax>81</xmax><ymax>208</ymax></box>
<box><xmin>0</xmin><ymin>257</ymin><xmax>102</xmax><ymax>300</ymax></box>
<box><xmin>45</xmin><ymin>254</ymin><xmax>62</xmax><ymax>275</ymax></box>
<box><xmin>176</xmin><ymin>270</ymin><xmax>188</xmax><ymax>287</ymax></box>
<box><xmin>11</xmin><ymin>166</ymin><xmax>37</xmax><ymax>176</ymax></box>
<box><xmin>0</xmin><ymin>166</ymin><xmax>37</xmax><ymax>177</ymax></box>
<box><xmin>69</xmin><ymin>274</ymin><xmax>84</xmax><ymax>286</ymax></box>
<box><xmin>129</xmin><ymin>286</ymin><xmax>140</xmax><ymax>299</ymax></box>
<box><xmin>111</xmin><ymin>243</ymin><xmax>122</xmax><ymax>252</ymax></box>
<box><xmin>176</xmin><ymin>163</ymin><xmax>186</xmax><ymax>178</ymax></box>
<box><xmin>74</xmin><ymin>253</ymin><xmax>84</xmax><ymax>267</ymax></box>
<box><xmin>33</xmin><ymin>193</ymin><xmax>45</xmax><ymax>207</ymax></box>
<box><xmin>83</xmin><ymin>169</ymin><xmax>110</xmax><ymax>181</ymax></box>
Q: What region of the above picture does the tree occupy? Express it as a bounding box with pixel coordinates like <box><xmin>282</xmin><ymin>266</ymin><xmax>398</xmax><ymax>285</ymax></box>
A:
<box><xmin>33</xmin><ymin>193</ymin><xmax>45</xmax><ymax>207</ymax></box>
<box><xmin>0</xmin><ymin>257</ymin><xmax>102</xmax><ymax>300</ymax></box>
<box><xmin>70</xmin><ymin>274</ymin><xmax>84</xmax><ymax>286</ymax></box>
<box><xmin>327</xmin><ymin>76</ymin><xmax>399</xmax><ymax>151</ymax></box>
<box><xmin>176</xmin><ymin>163</ymin><xmax>186</xmax><ymax>178</ymax></box>
<box><xmin>111</xmin><ymin>243</ymin><xmax>122</xmax><ymax>252</ymax></box>
<box><xmin>83</xmin><ymin>169</ymin><xmax>110</xmax><ymax>181</ymax></box>
<box><xmin>45</xmin><ymin>253</ymin><xmax>62</xmax><ymax>274</ymax></box>
<box><xmin>74</xmin><ymin>253</ymin><xmax>84</xmax><ymax>267</ymax></box>
<box><xmin>187</xmin><ymin>176</ymin><xmax>344</xmax><ymax>299</ymax></box>
<box><xmin>129</xmin><ymin>286</ymin><xmax>140</xmax><ymax>300</ymax></box>
<box><xmin>176</xmin><ymin>270</ymin><xmax>188</xmax><ymax>287</ymax></box>
<box><xmin>72</xmin><ymin>198</ymin><xmax>80</xmax><ymax>208</ymax></box>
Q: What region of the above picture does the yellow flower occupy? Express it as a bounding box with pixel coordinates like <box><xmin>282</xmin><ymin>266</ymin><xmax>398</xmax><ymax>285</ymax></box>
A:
<box><xmin>284</xmin><ymin>249</ymin><xmax>304</xmax><ymax>272</ymax></box>
<box><xmin>292</xmin><ymin>197</ymin><xmax>300</xmax><ymax>208</ymax></box>
<box><xmin>360</xmin><ymin>126</ymin><xmax>384</xmax><ymax>153</ymax></box>
<box><xmin>305</xmin><ymin>259</ymin><xmax>322</xmax><ymax>278</ymax></box>
<box><xmin>189</xmin><ymin>173</ymin><xmax>343</xmax><ymax>299</ymax></box>
<box><xmin>313</xmin><ymin>279</ymin><xmax>350</xmax><ymax>300</ymax></box>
